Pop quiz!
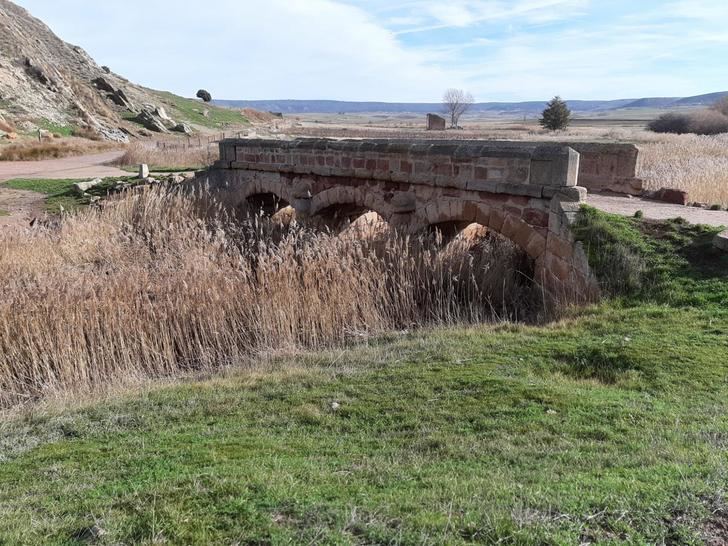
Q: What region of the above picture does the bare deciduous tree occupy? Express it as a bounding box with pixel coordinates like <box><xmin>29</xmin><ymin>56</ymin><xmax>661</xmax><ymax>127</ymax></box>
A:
<box><xmin>442</xmin><ymin>89</ymin><xmax>474</xmax><ymax>128</ymax></box>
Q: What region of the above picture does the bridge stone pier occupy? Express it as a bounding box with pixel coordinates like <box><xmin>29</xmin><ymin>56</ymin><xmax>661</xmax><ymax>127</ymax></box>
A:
<box><xmin>206</xmin><ymin>138</ymin><xmax>599</xmax><ymax>302</ymax></box>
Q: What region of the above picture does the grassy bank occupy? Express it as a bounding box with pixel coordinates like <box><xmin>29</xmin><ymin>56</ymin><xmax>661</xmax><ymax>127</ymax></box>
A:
<box><xmin>0</xmin><ymin>207</ymin><xmax>726</xmax><ymax>544</ymax></box>
<box><xmin>4</xmin><ymin>177</ymin><xmax>134</xmax><ymax>212</ymax></box>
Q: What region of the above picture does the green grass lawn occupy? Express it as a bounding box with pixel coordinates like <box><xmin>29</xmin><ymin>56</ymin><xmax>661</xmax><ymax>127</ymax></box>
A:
<box><xmin>3</xmin><ymin>177</ymin><xmax>135</xmax><ymax>213</ymax></box>
<box><xmin>0</xmin><ymin>210</ymin><xmax>727</xmax><ymax>545</ymax></box>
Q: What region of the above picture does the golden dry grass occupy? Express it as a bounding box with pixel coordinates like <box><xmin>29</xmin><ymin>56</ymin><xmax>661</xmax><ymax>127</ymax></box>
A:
<box><xmin>0</xmin><ymin>137</ymin><xmax>116</xmax><ymax>161</ymax></box>
<box><xmin>637</xmin><ymin>134</ymin><xmax>728</xmax><ymax>205</ymax></box>
<box><xmin>0</xmin><ymin>188</ymin><xmax>536</xmax><ymax>406</ymax></box>
<box><xmin>114</xmin><ymin>140</ymin><xmax>219</xmax><ymax>170</ymax></box>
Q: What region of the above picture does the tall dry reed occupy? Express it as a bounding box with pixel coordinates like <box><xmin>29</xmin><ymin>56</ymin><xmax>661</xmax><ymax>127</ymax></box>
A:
<box><xmin>0</xmin><ymin>188</ymin><xmax>537</xmax><ymax>405</ymax></box>
<box><xmin>637</xmin><ymin>134</ymin><xmax>728</xmax><ymax>205</ymax></box>
<box><xmin>114</xmin><ymin>141</ymin><xmax>218</xmax><ymax>170</ymax></box>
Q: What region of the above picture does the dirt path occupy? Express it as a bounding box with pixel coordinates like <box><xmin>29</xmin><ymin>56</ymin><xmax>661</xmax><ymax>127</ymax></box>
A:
<box><xmin>0</xmin><ymin>186</ymin><xmax>44</xmax><ymax>229</ymax></box>
<box><xmin>588</xmin><ymin>194</ymin><xmax>728</xmax><ymax>229</ymax></box>
<box><xmin>0</xmin><ymin>151</ymin><xmax>128</xmax><ymax>229</ymax></box>
<box><xmin>0</xmin><ymin>151</ymin><xmax>127</xmax><ymax>183</ymax></box>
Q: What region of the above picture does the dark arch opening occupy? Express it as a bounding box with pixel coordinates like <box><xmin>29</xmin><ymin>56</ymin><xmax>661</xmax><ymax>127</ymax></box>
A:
<box><xmin>425</xmin><ymin>221</ymin><xmax>536</xmax><ymax>284</ymax></box>
<box><xmin>244</xmin><ymin>193</ymin><xmax>290</xmax><ymax>218</ymax></box>
<box><xmin>309</xmin><ymin>203</ymin><xmax>391</xmax><ymax>236</ymax></box>
<box><xmin>427</xmin><ymin>220</ymin><xmax>477</xmax><ymax>245</ymax></box>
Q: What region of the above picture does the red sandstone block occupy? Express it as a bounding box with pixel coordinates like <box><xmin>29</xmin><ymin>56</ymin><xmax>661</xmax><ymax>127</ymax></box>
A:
<box><xmin>474</xmin><ymin>166</ymin><xmax>488</xmax><ymax>180</ymax></box>
<box><xmin>523</xmin><ymin>208</ymin><xmax>549</xmax><ymax>228</ymax></box>
<box><xmin>377</xmin><ymin>159</ymin><xmax>390</xmax><ymax>172</ymax></box>
<box><xmin>434</xmin><ymin>164</ymin><xmax>452</xmax><ymax>176</ymax></box>
<box><xmin>462</xmin><ymin>201</ymin><xmax>479</xmax><ymax>222</ymax></box>
<box><xmin>489</xmin><ymin>210</ymin><xmax>506</xmax><ymax>232</ymax></box>
<box><xmin>547</xmin><ymin>235</ymin><xmax>574</xmax><ymax>260</ymax></box>
<box><xmin>244</xmin><ymin>154</ymin><xmax>258</xmax><ymax>162</ymax></box>
<box><xmin>400</xmin><ymin>160</ymin><xmax>413</xmax><ymax>174</ymax></box>
<box><xmin>525</xmin><ymin>233</ymin><xmax>547</xmax><ymax>258</ymax></box>
<box><xmin>316</xmin><ymin>156</ymin><xmax>326</xmax><ymax>167</ymax></box>
<box><xmin>341</xmin><ymin>157</ymin><xmax>352</xmax><ymax>169</ymax></box>
<box><xmin>504</xmin><ymin>205</ymin><xmax>523</xmax><ymax>217</ymax></box>
<box><xmin>365</xmin><ymin>159</ymin><xmax>377</xmax><ymax>171</ymax></box>
<box><xmin>545</xmin><ymin>253</ymin><xmax>572</xmax><ymax>282</ymax></box>
<box><xmin>353</xmin><ymin>158</ymin><xmax>366</xmax><ymax>169</ymax></box>
<box><xmin>326</xmin><ymin>156</ymin><xmax>335</xmax><ymax>167</ymax></box>
<box><xmin>512</xmin><ymin>221</ymin><xmax>534</xmax><ymax>249</ymax></box>
<box><xmin>655</xmin><ymin>188</ymin><xmax>689</xmax><ymax>206</ymax></box>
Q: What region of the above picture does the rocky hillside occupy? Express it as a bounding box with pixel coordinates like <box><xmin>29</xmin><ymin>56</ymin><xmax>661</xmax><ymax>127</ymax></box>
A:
<box><xmin>0</xmin><ymin>0</ymin><xmax>246</xmax><ymax>142</ymax></box>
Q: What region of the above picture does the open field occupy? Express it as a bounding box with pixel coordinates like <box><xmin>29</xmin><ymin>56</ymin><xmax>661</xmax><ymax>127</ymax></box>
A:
<box><xmin>0</xmin><ymin>197</ymin><xmax>727</xmax><ymax>544</ymax></box>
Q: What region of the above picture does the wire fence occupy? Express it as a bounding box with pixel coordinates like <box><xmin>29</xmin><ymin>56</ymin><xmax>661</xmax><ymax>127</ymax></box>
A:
<box><xmin>151</xmin><ymin>131</ymin><xmax>250</xmax><ymax>152</ymax></box>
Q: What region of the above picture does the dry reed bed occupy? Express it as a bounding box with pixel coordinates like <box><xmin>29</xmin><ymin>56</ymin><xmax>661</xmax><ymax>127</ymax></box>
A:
<box><xmin>0</xmin><ymin>188</ymin><xmax>534</xmax><ymax>405</ymax></box>
<box><xmin>637</xmin><ymin>133</ymin><xmax>728</xmax><ymax>205</ymax></box>
<box><xmin>114</xmin><ymin>141</ymin><xmax>218</xmax><ymax>170</ymax></box>
<box><xmin>0</xmin><ymin>137</ymin><xmax>117</xmax><ymax>161</ymax></box>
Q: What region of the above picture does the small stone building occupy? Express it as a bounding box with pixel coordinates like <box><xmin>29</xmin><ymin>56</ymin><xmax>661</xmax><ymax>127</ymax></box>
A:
<box><xmin>426</xmin><ymin>113</ymin><xmax>446</xmax><ymax>131</ymax></box>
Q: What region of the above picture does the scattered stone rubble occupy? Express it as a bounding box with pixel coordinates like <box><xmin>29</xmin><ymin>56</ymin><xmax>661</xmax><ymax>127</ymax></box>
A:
<box><xmin>71</xmin><ymin>169</ymin><xmax>195</xmax><ymax>203</ymax></box>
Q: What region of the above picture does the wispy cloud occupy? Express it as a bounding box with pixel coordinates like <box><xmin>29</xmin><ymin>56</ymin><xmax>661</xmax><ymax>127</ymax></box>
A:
<box><xmin>13</xmin><ymin>0</ymin><xmax>728</xmax><ymax>101</ymax></box>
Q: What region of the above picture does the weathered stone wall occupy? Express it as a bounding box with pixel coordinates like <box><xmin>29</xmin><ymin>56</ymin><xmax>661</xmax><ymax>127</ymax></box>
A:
<box><xmin>427</xmin><ymin>114</ymin><xmax>446</xmax><ymax>131</ymax></box>
<box><xmin>566</xmin><ymin>142</ymin><xmax>643</xmax><ymax>195</ymax></box>
<box><xmin>206</xmin><ymin>138</ymin><xmax>600</xmax><ymax>303</ymax></box>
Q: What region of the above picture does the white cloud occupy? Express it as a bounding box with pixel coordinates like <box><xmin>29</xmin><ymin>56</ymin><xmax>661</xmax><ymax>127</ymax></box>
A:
<box><xmin>15</xmin><ymin>0</ymin><xmax>467</xmax><ymax>101</ymax></box>
<box><xmin>12</xmin><ymin>0</ymin><xmax>728</xmax><ymax>102</ymax></box>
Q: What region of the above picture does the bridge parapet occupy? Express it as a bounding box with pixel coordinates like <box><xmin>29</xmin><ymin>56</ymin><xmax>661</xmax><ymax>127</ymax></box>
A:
<box><xmin>215</xmin><ymin>138</ymin><xmax>580</xmax><ymax>199</ymax></box>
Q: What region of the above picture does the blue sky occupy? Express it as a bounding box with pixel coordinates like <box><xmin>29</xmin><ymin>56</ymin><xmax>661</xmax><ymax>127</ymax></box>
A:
<box><xmin>13</xmin><ymin>0</ymin><xmax>728</xmax><ymax>102</ymax></box>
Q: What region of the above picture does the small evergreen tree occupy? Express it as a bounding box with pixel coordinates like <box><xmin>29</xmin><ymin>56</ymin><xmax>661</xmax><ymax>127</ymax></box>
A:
<box><xmin>540</xmin><ymin>96</ymin><xmax>571</xmax><ymax>131</ymax></box>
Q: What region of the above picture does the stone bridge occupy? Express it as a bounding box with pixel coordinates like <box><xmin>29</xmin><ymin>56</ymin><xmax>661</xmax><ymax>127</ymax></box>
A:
<box><xmin>205</xmin><ymin>138</ymin><xmax>599</xmax><ymax>301</ymax></box>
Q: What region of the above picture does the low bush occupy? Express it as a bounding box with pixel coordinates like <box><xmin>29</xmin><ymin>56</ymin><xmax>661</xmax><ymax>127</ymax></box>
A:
<box><xmin>648</xmin><ymin>113</ymin><xmax>692</xmax><ymax>134</ymax></box>
<box><xmin>649</xmin><ymin>98</ymin><xmax>728</xmax><ymax>136</ymax></box>
<box><xmin>687</xmin><ymin>109</ymin><xmax>728</xmax><ymax>135</ymax></box>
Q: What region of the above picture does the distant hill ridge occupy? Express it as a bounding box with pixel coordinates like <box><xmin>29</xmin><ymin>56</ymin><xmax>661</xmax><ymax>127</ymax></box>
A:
<box><xmin>215</xmin><ymin>92</ymin><xmax>728</xmax><ymax>115</ymax></box>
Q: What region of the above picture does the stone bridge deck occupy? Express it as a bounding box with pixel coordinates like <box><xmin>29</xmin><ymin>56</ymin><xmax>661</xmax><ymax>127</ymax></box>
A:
<box><xmin>205</xmin><ymin>138</ymin><xmax>599</xmax><ymax>302</ymax></box>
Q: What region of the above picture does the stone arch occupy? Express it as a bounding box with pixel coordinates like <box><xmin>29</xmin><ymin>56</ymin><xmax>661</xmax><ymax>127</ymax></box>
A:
<box><xmin>309</xmin><ymin>186</ymin><xmax>395</xmax><ymax>224</ymax></box>
<box><xmin>237</xmin><ymin>177</ymin><xmax>293</xmax><ymax>217</ymax></box>
<box><xmin>412</xmin><ymin>198</ymin><xmax>548</xmax><ymax>261</ymax></box>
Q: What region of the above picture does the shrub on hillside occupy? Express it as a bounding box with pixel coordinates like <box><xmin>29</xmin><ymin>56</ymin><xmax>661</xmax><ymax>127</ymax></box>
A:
<box><xmin>648</xmin><ymin>113</ymin><xmax>692</xmax><ymax>134</ymax></box>
<box><xmin>688</xmin><ymin>109</ymin><xmax>728</xmax><ymax>135</ymax></box>
<box><xmin>649</xmin><ymin>99</ymin><xmax>728</xmax><ymax>136</ymax></box>
<box><xmin>711</xmin><ymin>96</ymin><xmax>728</xmax><ymax>117</ymax></box>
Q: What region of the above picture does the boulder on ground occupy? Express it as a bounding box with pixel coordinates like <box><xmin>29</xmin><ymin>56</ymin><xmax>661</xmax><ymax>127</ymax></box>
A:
<box><xmin>154</xmin><ymin>106</ymin><xmax>171</xmax><ymax>121</ymax></box>
<box><xmin>654</xmin><ymin>188</ymin><xmax>689</xmax><ymax>206</ymax></box>
<box><xmin>172</xmin><ymin>123</ymin><xmax>192</xmax><ymax>135</ymax></box>
<box><xmin>73</xmin><ymin>178</ymin><xmax>103</xmax><ymax>196</ymax></box>
<box><xmin>196</xmin><ymin>89</ymin><xmax>212</xmax><ymax>103</ymax></box>
<box><xmin>135</xmin><ymin>108</ymin><xmax>169</xmax><ymax>133</ymax></box>
<box><xmin>139</xmin><ymin>164</ymin><xmax>149</xmax><ymax>179</ymax></box>
<box><xmin>714</xmin><ymin>230</ymin><xmax>728</xmax><ymax>252</ymax></box>
<box><xmin>91</xmin><ymin>76</ymin><xmax>116</xmax><ymax>94</ymax></box>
